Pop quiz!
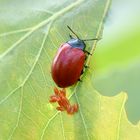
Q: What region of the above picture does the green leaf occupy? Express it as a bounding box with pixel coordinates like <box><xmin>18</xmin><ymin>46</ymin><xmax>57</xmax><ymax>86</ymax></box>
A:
<box><xmin>1</xmin><ymin>0</ymin><xmax>139</xmax><ymax>140</ymax></box>
<box><xmin>94</xmin><ymin>61</ymin><xmax>140</xmax><ymax>124</ymax></box>
<box><xmin>72</xmin><ymin>78</ymin><xmax>140</xmax><ymax>140</ymax></box>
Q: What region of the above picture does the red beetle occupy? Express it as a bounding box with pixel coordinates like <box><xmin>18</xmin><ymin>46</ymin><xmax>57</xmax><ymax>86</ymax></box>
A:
<box><xmin>50</xmin><ymin>26</ymin><xmax>98</xmax><ymax>114</ymax></box>
<box><xmin>51</xmin><ymin>26</ymin><xmax>98</xmax><ymax>88</ymax></box>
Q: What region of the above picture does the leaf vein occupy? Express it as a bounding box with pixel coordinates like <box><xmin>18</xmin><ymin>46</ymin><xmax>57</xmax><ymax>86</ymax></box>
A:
<box><xmin>40</xmin><ymin>112</ymin><xmax>59</xmax><ymax>140</ymax></box>
<box><xmin>8</xmin><ymin>87</ymin><xmax>24</xmax><ymax>140</ymax></box>
<box><xmin>116</xmin><ymin>94</ymin><xmax>127</xmax><ymax>140</ymax></box>
<box><xmin>75</xmin><ymin>93</ymin><xmax>90</xmax><ymax>140</ymax></box>
<box><xmin>0</xmin><ymin>27</ymin><xmax>32</xmax><ymax>37</ymax></box>
<box><xmin>22</xmin><ymin>111</ymin><xmax>40</xmax><ymax>128</ymax></box>
<box><xmin>0</xmin><ymin>23</ymin><xmax>51</xmax><ymax>104</ymax></box>
<box><xmin>0</xmin><ymin>0</ymin><xmax>84</xmax><ymax>60</ymax></box>
<box><xmin>60</xmin><ymin>113</ymin><xmax>66</xmax><ymax>140</ymax></box>
<box><xmin>85</xmin><ymin>0</ymin><xmax>111</xmax><ymax>66</ymax></box>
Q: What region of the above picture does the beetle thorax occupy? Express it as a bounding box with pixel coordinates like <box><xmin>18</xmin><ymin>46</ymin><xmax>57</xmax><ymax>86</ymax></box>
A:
<box><xmin>67</xmin><ymin>38</ymin><xmax>86</xmax><ymax>50</ymax></box>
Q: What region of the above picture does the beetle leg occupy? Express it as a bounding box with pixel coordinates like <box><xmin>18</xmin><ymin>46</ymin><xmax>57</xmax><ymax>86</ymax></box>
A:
<box><xmin>80</xmin><ymin>69</ymin><xmax>84</xmax><ymax>75</ymax></box>
<box><xmin>85</xmin><ymin>55</ymin><xmax>88</xmax><ymax>60</ymax></box>
<box><xmin>78</xmin><ymin>78</ymin><xmax>82</xmax><ymax>82</ymax></box>
<box><xmin>84</xmin><ymin>65</ymin><xmax>89</xmax><ymax>68</ymax></box>
<box><xmin>84</xmin><ymin>50</ymin><xmax>92</xmax><ymax>55</ymax></box>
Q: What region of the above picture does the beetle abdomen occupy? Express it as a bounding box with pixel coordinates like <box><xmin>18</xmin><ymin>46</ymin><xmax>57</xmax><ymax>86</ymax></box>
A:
<box><xmin>51</xmin><ymin>44</ymin><xmax>85</xmax><ymax>88</ymax></box>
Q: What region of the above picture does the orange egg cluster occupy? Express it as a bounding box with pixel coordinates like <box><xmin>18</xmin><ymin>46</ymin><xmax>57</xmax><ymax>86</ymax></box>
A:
<box><xmin>49</xmin><ymin>87</ymin><xmax>78</xmax><ymax>115</ymax></box>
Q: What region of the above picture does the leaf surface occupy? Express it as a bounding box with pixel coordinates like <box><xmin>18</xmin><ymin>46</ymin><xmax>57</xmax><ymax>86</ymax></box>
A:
<box><xmin>1</xmin><ymin>0</ymin><xmax>139</xmax><ymax>140</ymax></box>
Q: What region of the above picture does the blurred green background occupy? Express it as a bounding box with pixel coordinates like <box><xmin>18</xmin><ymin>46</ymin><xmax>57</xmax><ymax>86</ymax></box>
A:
<box><xmin>93</xmin><ymin>0</ymin><xmax>140</xmax><ymax>124</ymax></box>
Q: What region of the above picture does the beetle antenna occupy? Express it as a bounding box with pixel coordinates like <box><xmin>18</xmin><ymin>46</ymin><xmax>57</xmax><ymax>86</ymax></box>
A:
<box><xmin>67</xmin><ymin>25</ymin><xmax>79</xmax><ymax>39</ymax></box>
<box><xmin>82</xmin><ymin>38</ymin><xmax>101</xmax><ymax>41</ymax></box>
